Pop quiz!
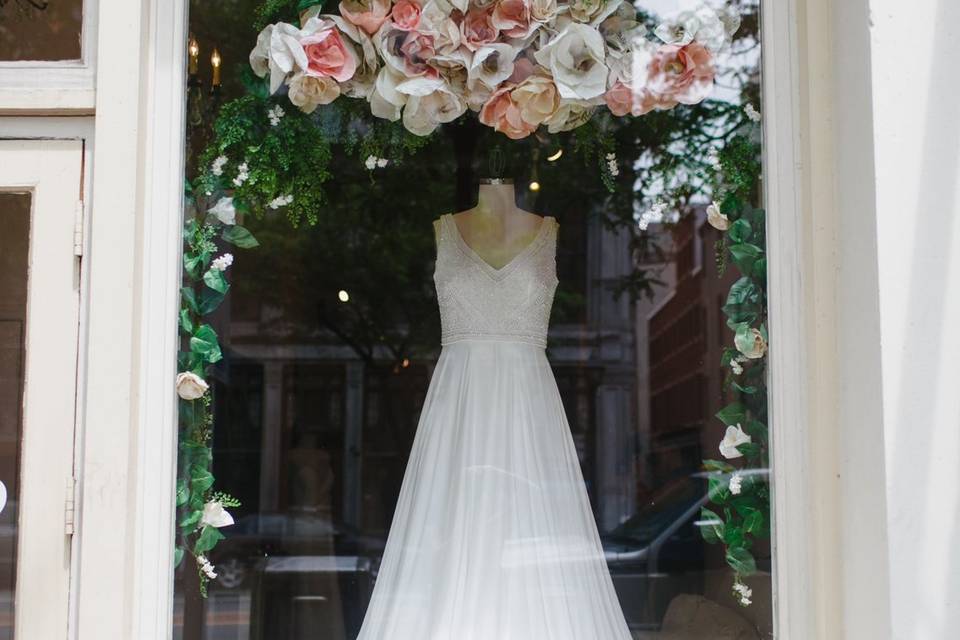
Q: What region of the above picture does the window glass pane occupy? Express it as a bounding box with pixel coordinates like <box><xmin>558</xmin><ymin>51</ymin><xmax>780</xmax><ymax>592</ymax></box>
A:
<box><xmin>175</xmin><ymin>0</ymin><xmax>772</xmax><ymax>638</ymax></box>
<box><xmin>0</xmin><ymin>0</ymin><xmax>83</xmax><ymax>61</ymax></box>
<box><xmin>0</xmin><ymin>192</ymin><xmax>31</xmax><ymax>638</ymax></box>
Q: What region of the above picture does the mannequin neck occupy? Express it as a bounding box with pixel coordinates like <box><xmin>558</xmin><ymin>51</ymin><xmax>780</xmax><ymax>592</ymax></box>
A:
<box><xmin>476</xmin><ymin>181</ymin><xmax>517</xmax><ymax>218</ymax></box>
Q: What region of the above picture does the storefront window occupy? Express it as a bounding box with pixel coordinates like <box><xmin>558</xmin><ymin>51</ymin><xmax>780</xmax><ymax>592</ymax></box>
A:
<box><xmin>174</xmin><ymin>0</ymin><xmax>771</xmax><ymax>638</ymax></box>
<box><xmin>0</xmin><ymin>0</ymin><xmax>83</xmax><ymax>61</ymax></box>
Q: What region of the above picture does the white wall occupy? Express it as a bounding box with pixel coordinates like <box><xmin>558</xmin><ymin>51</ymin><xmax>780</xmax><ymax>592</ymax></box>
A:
<box><xmin>870</xmin><ymin>1</ymin><xmax>960</xmax><ymax>638</ymax></box>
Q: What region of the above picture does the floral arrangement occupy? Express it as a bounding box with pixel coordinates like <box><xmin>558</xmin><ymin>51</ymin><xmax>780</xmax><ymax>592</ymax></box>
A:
<box><xmin>249</xmin><ymin>0</ymin><xmax>741</xmax><ymax>137</ymax></box>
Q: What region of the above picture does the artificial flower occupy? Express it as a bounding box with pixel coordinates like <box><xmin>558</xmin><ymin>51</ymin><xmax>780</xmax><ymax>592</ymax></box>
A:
<box><xmin>492</xmin><ymin>0</ymin><xmax>538</xmax><ymax>39</ymax></box>
<box><xmin>469</xmin><ymin>43</ymin><xmax>518</xmax><ymax>90</ymax></box>
<box><xmin>262</xmin><ymin>22</ymin><xmax>310</xmax><ymax>93</ymax></box>
<box><xmin>288</xmin><ymin>71</ymin><xmax>342</xmax><ymax>113</ymax></box>
<box><xmin>209</xmin><ymin>253</ymin><xmax>234</xmax><ymax>272</ymax></box>
<box><xmin>733</xmin><ymin>580</ymin><xmax>753</xmax><ymax>607</ymax></box>
<box><xmin>744</xmin><ymin>103</ymin><xmax>761</xmax><ymax>122</ymax></box>
<box><xmin>568</xmin><ymin>0</ymin><xmax>623</xmax><ymax>26</ymax></box>
<box><xmin>534</xmin><ymin>23</ymin><xmax>608</xmax><ymax>100</ymax></box>
<box><xmin>479</xmin><ymin>84</ymin><xmax>537</xmax><ymax>139</ymax></box>
<box><xmin>176</xmin><ymin>372</ymin><xmax>209</xmax><ymax>401</ymax></box>
<box><xmin>208</xmin><ymin>197</ymin><xmax>237</xmax><ymax>225</ymax></box>
<box><xmin>511</xmin><ymin>72</ymin><xmax>560</xmax><ymax>127</ymax></box>
<box><xmin>461</xmin><ymin>7</ymin><xmax>500</xmax><ymax>51</ymax></box>
<box><xmin>543</xmin><ymin>99</ymin><xmax>595</xmax><ymax>133</ymax></box>
<box><xmin>719</xmin><ymin>424</ymin><xmax>752</xmax><ymax>459</ymax></box>
<box><xmin>529</xmin><ymin>0</ymin><xmax>559</xmax><ymax>24</ymax></box>
<box><xmin>339</xmin><ymin>0</ymin><xmax>392</xmax><ymax>35</ymax></box>
<box><xmin>210</xmin><ymin>155</ymin><xmax>228</xmax><ymax>177</ymax></box>
<box><xmin>706</xmin><ymin>201</ymin><xmax>729</xmax><ymax>230</ymax></box>
<box><xmin>419</xmin><ymin>1</ymin><xmax>463</xmax><ymax>55</ymax></box>
<box><xmin>201</xmin><ymin>500</ymin><xmax>235</xmax><ymax>528</ymax></box>
<box><xmin>268</xmin><ymin>194</ymin><xmax>294</xmax><ymax>209</ymax></box>
<box><xmin>403</xmin><ymin>83</ymin><xmax>468</xmax><ymax>135</ymax></box>
<box><xmin>249</xmin><ymin>25</ymin><xmax>274</xmax><ymax>78</ymax></box>
<box><xmin>390</xmin><ymin>0</ymin><xmax>423</xmax><ymax>31</ymax></box>
<box><xmin>300</xmin><ymin>19</ymin><xmax>358</xmax><ymax>82</ymax></box>
<box><xmin>736</xmin><ymin>327</ymin><xmax>767</xmax><ymax>359</ymax></box>
<box><xmin>369</xmin><ymin>67</ymin><xmax>408</xmax><ymax>120</ymax></box>
<box><xmin>729</xmin><ymin>472</ymin><xmax>743</xmax><ymax>495</ymax></box>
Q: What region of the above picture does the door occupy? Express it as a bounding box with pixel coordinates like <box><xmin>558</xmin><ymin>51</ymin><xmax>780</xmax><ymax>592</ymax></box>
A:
<box><xmin>0</xmin><ymin>139</ymin><xmax>83</xmax><ymax>639</ymax></box>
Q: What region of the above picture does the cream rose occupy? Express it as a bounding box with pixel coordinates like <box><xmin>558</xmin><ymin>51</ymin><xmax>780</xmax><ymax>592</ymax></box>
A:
<box><xmin>511</xmin><ymin>73</ymin><xmax>560</xmax><ymax>127</ymax></box>
<box><xmin>176</xmin><ymin>372</ymin><xmax>209</xmax><ymax>401</ymax></box>
<box><xmin>706</xmin><ymin>201</ymin><xmax>729</xmax><ymax>230</ymax></box>
<box><xmin>201</xmin><ymin>500</ymin><xmax>235</xmax><ymax>528</ymax></box>
<box><xmin>468</xmin><ymin>43</ymin><xmax>518</xmax><ymax>90</ymax></box>
<box><xmin>569</xmin><ymin>0</ymin><xmax>622</xmax><ymax>26</ymax></box>
<box><xmin>735</xmin><ymin>327</ymin><xmax>767</xmax><ymax>359</ymax></box>
<box><xmin>533</xmin><ymin>23</ymin><xmax>608</xmax><ymax>100</ymax></box>
<box><xmin>339</xmin><ymin>0</ymin><xmax>392</xmax><ymax>35</ymax></box>
<box><xmin>402</xmin><ymin>84</ymin><xmax>468</xmax><ymax>135</ymax></box>
<box><xmin>288</xmin><ymin>71</ymin><xmax>342</xmax><ymax>113</ymax></box>
<box><xmin>544</xmin><ymin>99</ymin><xmax>595</xmax><ymax>133</ymax></box>
<box><xmin>479</xmin><ymin>85</ymin><xmax>537</xmax><ymax>139</ymax></box>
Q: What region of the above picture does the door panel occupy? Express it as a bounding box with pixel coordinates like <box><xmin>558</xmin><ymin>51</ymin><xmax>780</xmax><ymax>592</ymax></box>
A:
<box><xmin>0</xmin><ymin>139</ymin><xmax>83</xmax><ymax>640</ymax></box>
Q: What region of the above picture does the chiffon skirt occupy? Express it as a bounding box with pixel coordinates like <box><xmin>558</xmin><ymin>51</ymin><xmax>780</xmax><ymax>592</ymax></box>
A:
<box><xmin>355</xmin><ymin>340</ymin><xmax>632</xmax><ymax>640</ymax></box>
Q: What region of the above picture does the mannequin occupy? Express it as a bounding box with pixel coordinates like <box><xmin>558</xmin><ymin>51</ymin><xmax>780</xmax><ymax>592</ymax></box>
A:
<box><xmin>436</xmin><ymin>179</ymin><xmax>547</xmax><ymax>270</ymax></box>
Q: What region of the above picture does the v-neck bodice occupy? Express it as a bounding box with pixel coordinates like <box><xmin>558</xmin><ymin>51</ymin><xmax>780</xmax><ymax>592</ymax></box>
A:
<box><xmin>434</xmin><ymin>213</ymin><xmax>559</xmax><ymax>348</ymax></box>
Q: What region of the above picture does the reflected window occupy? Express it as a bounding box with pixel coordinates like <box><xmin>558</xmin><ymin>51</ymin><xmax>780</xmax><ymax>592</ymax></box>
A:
<box><xmin>0</xmin><ymin>0</ymin><xmax>83</xmax><ymax>61</ymax></box>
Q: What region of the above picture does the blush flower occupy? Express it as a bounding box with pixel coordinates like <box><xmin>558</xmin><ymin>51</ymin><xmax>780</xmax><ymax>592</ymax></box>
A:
<box><xmin>288</xmin><ymin>72</ymin><xmax>342</xmax><ymax>112</ymax></box>
<box><xmin>479</xmin><ymin>85</ymin><xmax>537</xmax><ymax>139</ymax></box>
<box><xmin>492</xmin><ymin>0</ymin><xmax>537</xmax><ymax>39</ymax></box>
<box><xmin>390</xmin><ymin>0</ymin><xmax>423</xmax><ymax>31</ymax></box>
<box><xmin>339</xmin><ymin>0</ymin><xmax>392</xmax><ymax>35</ymax></box>
<box><xmin>642</xmin><ymin>42</ymin><xmax>715</xmax><ymax>107</ymax></box>
<box><xmin>461</xmin><ymin>7</ymin><xmax>500</xmax><ymax>51</ymax></box>
<box><xmin>511</xmin><ymin>73</ymin><xmax>560</xmax><ymax>127</ymax></box>
<box><xmin>300</xmin><ymin>23</ymin><xmax>358</xmax><ymax>82</ymax></box>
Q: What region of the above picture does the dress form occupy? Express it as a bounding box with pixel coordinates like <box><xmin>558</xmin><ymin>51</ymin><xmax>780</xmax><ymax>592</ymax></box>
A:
<box><xmin>441</xmin><ymin>179</ymin><xmax>546</xmax><ymax>271</ymax></box>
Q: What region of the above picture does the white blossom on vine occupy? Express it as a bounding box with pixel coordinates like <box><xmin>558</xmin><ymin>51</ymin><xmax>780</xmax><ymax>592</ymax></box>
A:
<box><xmin>268</xmin><ymin>104</ymin><xmax>286</xmax><ymax>126</ymax></box>
<box><xmin>744</xmin><ymin>103</ymin><xmax>761</xmax><ymax>123</ymax></box>
<box><xmin>232</xmin><ymin>162</ymin><xmax>250</xmax><ymax>187</ymax></box>
<box><xmin>211</xmin><ymin>155</ymin><xmax>228</xmax><ymax>177</ymax></box>
<box><xmin>606</xmin><ymin>152</ymin><xmax>620</xmax><ymax>177</ymax></box>
<box><xmin>210</xmin><ymin>253</ymin><xmax>234</xmax><ymax>272</ymax></box>
<box><xmin>733</xmin><ymin>580</ymin><xmax>753</xmax><ymax>606</ymax></box>
<box><xmin>197</xmin><ymin>555</ymin><xmax>218</xmax><ymax>580</ymax></box>
<box><xmin>729</xmin><ymin>472</ymin><xmax>743</xmax><ymax>495</ymax></box>
<box><xmin>268</xmin><ymin>194</ymin><xmax>294</xmax><ymax>210</ymax></box>
<box><xmin>365</xmin><ymin>155</ymin><xmax>389</xmax><ymax>170</ymax></box>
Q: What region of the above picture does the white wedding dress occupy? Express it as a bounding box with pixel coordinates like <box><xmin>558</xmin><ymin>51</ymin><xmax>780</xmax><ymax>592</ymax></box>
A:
<box><xmin>355</xmin><ymin>214</ymin><xmax>632</xmax><ymax>640</ymax></box>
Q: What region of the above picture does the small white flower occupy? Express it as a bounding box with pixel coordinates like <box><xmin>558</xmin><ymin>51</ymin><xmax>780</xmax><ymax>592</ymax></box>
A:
<box><xmin>376</xmin><ymin>158</ymin><xmax>389</xmax><ymax>168</ymax></box>
<box><xmin>637</xmin><ymin>201</ymin><xmax>672</xmax><ymax>231</ymax></box>
<box><xmin>232</xmin><ymin>162</ymin><xmax>250</xmax><ymax>187</ymax></box>
<box><xmin>744</xmin><ymin>103</ymin><xmax>761</xmax><ymax>123</ymax></box>
<box><xmin>365</xmin><ymin>155</ymin><xmax>377</xmax><ymax>170</ymax></box>
<box><xmin>729</xmin><ymin>473</ymin><xmax>743</xmax><ymax>495</ymax></box>
<box><xmin>268</xmin><ymin>194</ymin><xmax>294</xmax><ymax>210</ymax></box>
<box><xmin>706</xmin><ymin>201</ymin><xmax>730</xmax><ymax>231</ymax></box>
<box><xmin>210</xmin><ymin>253</ymin><xmax>234</xmax><ymax>272</ymax></box>
<box><xmin>208</xmin><ymin>197</ymin><xmax>237</xmax><ymax>226</ymax></box>
<box><xmin>197</xmin><ymin>555</ymin><xmax>218</xmax><ymax>580</ymax></box>
<box><xmin>211</xmin><ymin>155</ymin><xmax>228</xmax><ymax>177</ymax></box>
<box><xmin>176</xmin><ymin>372</ymin><xmax>209</xmax><ymax>401</ymax></box>
<box><xmin>730</xmin><ymin>359</ymin><xmax>744</xmax><ymax>375</ymax></box>
<box><xmin>733</xmin><ymin>580</ymin><xmax>753</xmax><ymax>607</ymax></box>
<box><xmin>719</xmin><ymin>424</ymin><xmax>752</xmax><ymax>459</ymax></box>
<box><xmin>201</xmin><ymin>500</ymin><xmax>235</xmax><ymax>528</ymax></box>
<box><xmin>268</xmin><ymin>104</ymin><xmax>286</xmax><ymax>126</ymax></box>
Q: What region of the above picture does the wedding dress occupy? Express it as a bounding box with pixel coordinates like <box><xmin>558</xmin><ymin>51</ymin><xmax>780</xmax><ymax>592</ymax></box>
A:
<box><xmin>355</xmin><ymin>214</ymin><xmax>632</xmax><ymax>640</ymax></box>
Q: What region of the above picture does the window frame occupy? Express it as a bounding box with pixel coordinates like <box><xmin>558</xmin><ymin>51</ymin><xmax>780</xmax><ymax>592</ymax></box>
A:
<box><xmin>0</xmin><ymin>0</ymin><xmax>99</xmax><ymax>112</ymax></box>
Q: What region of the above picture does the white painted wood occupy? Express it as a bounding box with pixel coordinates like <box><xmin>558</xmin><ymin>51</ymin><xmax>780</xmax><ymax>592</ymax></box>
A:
<box><xmin>0</xmin><ymin>0</ymin><xmax>99</xmax><ymax>113</ymax></box>
<box><xmin>128</xmin><ymin>0</ymin><xmax>189</xmax><ymax>636</ymax></box>
<box><xmin>0</xmin><ymin>139</ymin><xmax>83</xmax><ymax>640</ymax></box>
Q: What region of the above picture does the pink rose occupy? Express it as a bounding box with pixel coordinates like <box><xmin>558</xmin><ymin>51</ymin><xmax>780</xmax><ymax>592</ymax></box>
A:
<box><xmin>604</xmin><ymin>81</ymin><xmax>633</xmax><ymax>117</ymax></box>
<box><xmin>391</xmin><ymin>0</ymin><xmax>423</xmax><ymax>31</ymax></box>
<box><xmin>300</xmin><ymin>27</ymin><xmax>358</xmax><ymax>82</ymax></box>
<box><xmin>643</xmin><ymin>42</ymin><xmax>715</xmax><ymax>107</ymax></box>
<box><xmin>339</xmin><ymin>0</ymin><xmax>391</xmax><ymax>35</ymax></box>
<box><xmin>461</xmin><ymin>8</ymin><xmax>499</xmax><ymax>51</ymax></box>
<box><xmin>399</xmin><ymin>31</ymin><xmax>437</xmax><ymax>76</ymax></box>
<box><xmin>492</xmin><ymin>0</ymin><xmax>534</xmax><ymax>39</ymax></box>
<box><xmin>508</xmin><ymin>57</ymin><xmax>534</xmax><ymax>84</ymax></box>
<box><xmin>479</xmin><ymin>85</ymin><xmax>537</xmax><ymax>139</ymax></box>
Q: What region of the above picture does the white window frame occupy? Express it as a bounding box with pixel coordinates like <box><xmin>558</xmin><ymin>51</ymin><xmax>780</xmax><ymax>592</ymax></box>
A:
<box><xmin>0</xmin><ymin>0</ymin><xmax>99</xmax><ymax>112</ymax></box>
<box><xmin>67</xmin><ymin>0</ymin><xmax>894</xmax><ymax>638</ymax></box>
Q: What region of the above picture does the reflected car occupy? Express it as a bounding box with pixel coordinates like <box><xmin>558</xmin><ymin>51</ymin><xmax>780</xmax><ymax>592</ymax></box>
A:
<box><xmin>602</xmin><ymin>470</ymin><xmax>770</xmax><ymax>631</ymax></box>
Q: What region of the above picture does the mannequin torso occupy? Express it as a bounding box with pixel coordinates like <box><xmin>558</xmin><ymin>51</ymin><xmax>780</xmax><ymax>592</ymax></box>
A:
<box><xmin>435</xmin><ymin>181</ymin><xmax>549</xmax><ymax>270</ymax></box>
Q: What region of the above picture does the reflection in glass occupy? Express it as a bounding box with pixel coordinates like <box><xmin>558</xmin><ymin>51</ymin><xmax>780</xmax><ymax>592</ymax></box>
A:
<box><xmin>0</xmin><ymin>0</ymin><xmax>83</xmax><ymax>61</ymax></box>
<box><xmin>0</xmin><ymin>193</ymin><xmax>31</xmax><ymax>640</ymax></box>
<box><xmin>175</xmin><ymin>1</ymin><xmax>771</xmax><ymax>638</ymax></box>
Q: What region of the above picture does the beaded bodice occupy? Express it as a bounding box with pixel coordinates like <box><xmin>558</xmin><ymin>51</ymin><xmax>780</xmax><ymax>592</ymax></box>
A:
<box><xmin>434</xmin><ymin>213</ymin><xmax>558</xmax><ymax>348</ymax></box>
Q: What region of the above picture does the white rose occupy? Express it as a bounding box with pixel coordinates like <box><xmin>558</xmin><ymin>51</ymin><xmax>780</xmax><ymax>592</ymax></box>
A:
<box><xmin>736</xmin><ymin>327</ymin><xmax>768</xmax><ymax>359</ymax></box>
<box><xmin>706</xmin><ymin>201</ymin><xmax>729</xmax><ymax>230</ymax></box>
<box><xmin>369</xmin><ymin>67</ymin><xmax>409</xmax><ymax>121</ymax></box>
<box><xmin>176</xmin><ymin>372</ymin><xmax>209</xmax><ymax>401</ymax></box>
<box><xmin>569</xmin><ymin>0</ymin><xmax>623</xmax><ymax>26</ymax></box>
<box><xmin>420</xmin><ymin>1</ymin><xmax>463</xmax><ymax>55</ymax></box>
<box><xmin>530</xmin><ymin>0</ymin><xmax>559</xmax><ymax>25</ymax></box>
<box><xmin>653</xmin><ymin>10</ymin><xmax>700</xmax><ymax>46</ymax></box>
<box><xmin>267</xmin><ymin>22</ymin><xmax>309</xmax><ymax>93</ymax></box>
<box><xmin>402</xmin><ymin>84</ymin><xmax>467</xmax><ymax>135</ymax></box>
<box><xmin>288</xmin><ymin>72</ymin><xmax>342</xmax><ymax>113</ymax></box>
<box><xmin>249</xmin><ymin>25</ymin><xmax>274</xmax><ymax>78</ymax></box>
<box><xmin>543</xmin><ymin>99</ymin><xmax>595</xmax><ymax>133</ymax></box>
<box><xmin>201</xmin><ymin>500</ymin><xmax>235</xmax><ymax>528</ymax></box>
<box><xmin>468</xmin><ymin>43</ymin><xmax>518</xmax><ymax>90</ymax></box>
<box><xmin>208</xmin><ymin>197</ymin><xmax>236</xmax><ymax>226</ymax></box>
<box><xmin>719</xmin><ymin>424</ymin><xmax>752</xmax><ymax>459</ymax></box>
<box><xmin>534</xmin><ymin>23</ymin><xmax>609</xmax><ymax>101</ymax></box>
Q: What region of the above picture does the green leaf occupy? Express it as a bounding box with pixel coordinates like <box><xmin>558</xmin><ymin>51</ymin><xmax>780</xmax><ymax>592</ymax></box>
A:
<box><xmin>190</xmin><ymin>324</ymin><xmax>222</xmax><ymax>364</ymax></box>
<box><xmin>199</xmin><ymin>288</ymin><xmax>227</xmax><ymax>315</ymax></box>
<box><xmin>184</xmin><ymin>253</ymin><xmax>204</xmax><ymax>280</ymax></box>
<box><xmin>729</xmin><ymin>243</ymin><xmax>762</xmax><ymax>275</ymax></box>
<box><xmin>737</xmin><ymin>442</ymin><xmax>763</xmax><ymax>459</ymax></box>
<box><xmin>194</xmin><ymin>525</ymin><xmax>225</xmax><ymax>554</ymax></box>
<box><xmin>180</xmin><ymin>509</ymin><xmax>203</xmax><ymax>530</ymax></box>
<box><xmin>703</xmin><ymin>459</ymin><xmax>736</xmax><ymax>473</ymax></box>
<box><xmin>699</xmin><ymin>507</ymin><xmax>725</xmax><ymax>544</ymax></box>
<box><xmin>726</xmin><ymin>547</ymin><xmax>758</xmax><ymax>576</ymax></box>
<box><xmin>728</xmin><ymin>218</ymin><xmax>752</xmax><ymax>244</ymax></box>
<box><xmin>734</xmin><ymin>323</ymin><xmax>762</xmax><ymax>358</ymax></box>
<box><xmin>743</xmin><ymin>509</ymin><xmax>765</xmax><ymax>535</ymax></box>
<box><xmin>181</xmin><ymin>287</ymin><xmax>199</xmax><ymax>314</ymax></box>
<box><xmin>723</xmin><ymin>524</ymin><xmax>745</xmax><ymax>548</ymax></box>
<box><xmin>716</xmin><ymin>402</ymin><xmax>747</xmax><ymax>426</ymax></box>
<box><xmin>174</xmin><ymin>546</ymin><xmax>185</xmax><ymax>568</ymax></box>
<box><xmin>179</xmin><ymin>309</ymin><xmax>194</xmax><ymax>334</ymax></box>
<box><xmin>190</xmin><ymin>467</ymin><xmax>215</xmax><ymax>495</ymax></box>
<box><xmin>732</xmin><ymin>381</ymin><xmax>759</xmax><ymax>394</ymax></box>
<box><xmin>222</xmin><ymin>225</ymin><xmax>259</xmax><ymax>249</ymax></box>
<box><xmin>297</xmin><ymin>0</ymin><xmax>319</xmax><ymax>10</ymax></box>
<box><xmin>722</xmin><ymin>277</ymin><xmax>762</xmax><ymax>325</ymax></box>
<box><xmin>752</xmin><ymin>257</ymin><xmax>767</xmax><ymax>281</ymax></box>
<box><xmin>203</xmin><ymin>268</ymin><xmax>229</xmax><ymax>295</ymax></box>
<box><xmin>176</xmin><ymin>479</ymin><xmax>190</xmax><ymax>507</ymax></box>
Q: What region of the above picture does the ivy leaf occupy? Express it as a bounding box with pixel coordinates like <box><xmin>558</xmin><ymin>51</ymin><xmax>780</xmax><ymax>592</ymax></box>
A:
<box><xmin>184</xmin><ymin>253</ymin><xmax>204</xmax><ymax>280</ymax></box>
<box><xmin>176</xmin><ymin>479</ymin><xmax>190</xmax><ymax>507</ymax></box>
<box><xmin>729</xmin><ymin>243</ymin><xmax>762</xmax><ymax>275</ymax></box>
<box><xmin>728</xmin><ymin>219</ymin><xmax>752</xmax><ymax>244</ymax></box>
<box><xmin>179</xmin><ymin>309</ymin><xmax>193</xmax><ymax>334</ymax></box>
<box><xmin>190</xmin><ymin>324</ymin><xmax>222</xmax><ymax>364</ymax></box>
<box><xmin>174</xmin><ymin>546</ymin><xmax>185</xmax><ymax>568</ymax></box>
<box><xmin>180</xmin><ymin>509</ymin><xmax>203</xmax><ymax>530</ymax></box>
<box><xmin>726</xmin><ymin>547</ymin><xmax>758</xmax><ymax>576</ymax></box>
<box><xmin>708</xmin><ymin>475</ymin><xmax>731</xmax><ymax>503</ymax></box>
<box><xmin>723</xmin><ymin>523</ymin><xmax>745</xmax><ymax>548</ymax></box>
<box><xmin>190</xmin><ymin>467</ymin><xmax>215</xmax><ymax>495</ymax></box>
<box><xmin>723</xmin><ymin>277</ymin><xmax>761</xmax><ymax>325</ymax></box>
<box><xmin>699</xmin><ymin>507</ymin><xmax>725</xmax><ymax>544</ymax></box>
<box><xmin>716</xmin><ymin>402</ymin><xmax>747</xmax><ymax>426</ymax></box>
<box><xmin>752</xmin><ymin>257</ymin><xmax>767</xmax><ymax>281</ymax></box>
<box><xmin>737</xmin><ymin>442</ymin><xmax>763</xmax><ymax>459</ymax></box>
<box><xmin>194</xmin><ymin>525</ymin><xmax>226</xmax><ymax>555</ymax></box>
<box><xmin>732</xmin><ymin>381</ymin><xmax>758</xmax><ymax>394</ymax></box>
<box><xmin>203</xmin><ymin>268</ymin><xmax>229</xmax><ymax>295</ymax></box>
<box><xmin>181</xmin><ymin>287</ymin><xmax>199</xmax><ymax>314</ymax></box>
<box><xmin>703</xmin><ymin>459</ymin><xmax>736</xmax><ymax>473</ymax></box>
<box><xmin>744</xmin><ymin>509</ymin><xmax>765</xmax><ymax>535</ymax></box>
<box><xmin>222</xmin><ymin>225</ymin><xmax>259</xmax><ymax>249</ymax></box>
<box><xmin>199</xmin><ymin>289</ymin><xmax>227</xmax><ymax>315</ymax></box>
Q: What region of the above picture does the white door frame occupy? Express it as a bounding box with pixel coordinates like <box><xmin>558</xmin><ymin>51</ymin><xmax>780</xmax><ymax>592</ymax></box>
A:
<box><xmin>55</xmin><ymin>0</ymin><xmax>893</xmax><ymax>638</ymax></box>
